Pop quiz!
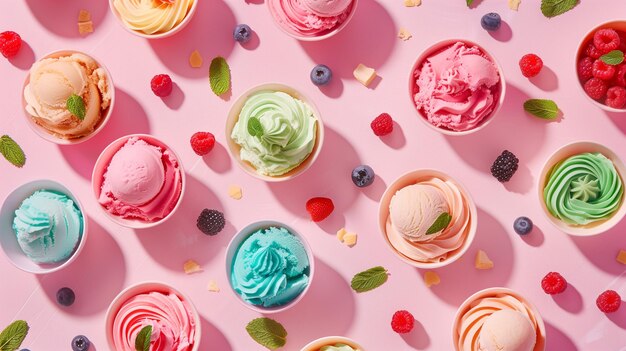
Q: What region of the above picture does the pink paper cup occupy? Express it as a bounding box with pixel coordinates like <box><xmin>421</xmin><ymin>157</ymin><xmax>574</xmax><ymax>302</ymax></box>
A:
<box><xmin>452</xmin><ymin>287</ymin><xmax>546</xmax><ymax>351</ymax></box>
<box><xmin>538</xmin><ymin>141</ymin><xmax>626</xmax><ymax>236</ymax></box>
<box><xmin>408</xmin><ymin>39</ymin><xmax>506</xmax><ymax>136</ymax></box>
<box><xmin>267</xmin><ymin>0</ymin><xmax>359</xmax><ymax>41</ymax></box>
<box><xmin>22</xmin><ymin>50</ymin><xmax>115</xmax><ymax>145</ymax></box>
<box><xmin>378</xmin><ymin>169</ymin><xmax>477</xmax><ymax>269</ymax></box>
<box><xmin>300</xmin><ymin>336</ymin><xmax>365</xmax><ymax>351</ymax></box>
<box><xmin>108</xmin><ymin>0</ymin><xmax>198</xmax><ymax>39</ymax></box>
<box><xmin>575</xmin><ymin>20</ymin><xmax>626</xmax><ymax>112</ymax></box>
<box><xmin>225</xmin><ymin>220</ymin><xmax>315</xmax><ymax>314</ymax></box>
<box><xmin>105</xmin><ymin>281</ymin><xmax>202</xmax><ymax>351</ymax></box>
<box><xmin>0</xmin><ymin>179</ymin><xmax>88</xmax><ymax>274</ymax></box>
<box><xmin>92</xmin><ymin>134</ymin><xmax>186</xmax><ymax>229</ymax></box>
<box><xmin>225</xmin><ymin>83</ymin><xmax>324</xmax><ymax>182</ymax></box>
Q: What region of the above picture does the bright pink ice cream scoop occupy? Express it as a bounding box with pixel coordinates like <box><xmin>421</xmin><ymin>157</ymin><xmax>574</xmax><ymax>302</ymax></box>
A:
<box><xmin>302</xmin><ymin>0</ymin><xmax>352</xmax><ymax>16</ymax></box>
<box><xmin>268</xmin><ymin>0</ymin><xmax>353</xmax><ymax>38</ymax></box>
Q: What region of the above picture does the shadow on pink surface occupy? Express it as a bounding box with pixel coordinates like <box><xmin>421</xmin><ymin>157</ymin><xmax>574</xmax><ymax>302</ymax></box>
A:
<box><xmin>424</xmin><ymin>208</ymin><xmax>514</xmax><ymax>306</ymax></box>
<box><xmin>606</xmin><ymin>110</ymin><xmax>626</xmax><ymax>134</ymax></box>
<box><xmin>529</xmin><ymin>66</ymin><xmax>559</xmax><ymax>92</ymax></box>
<box><xmin>380</xmin><ymin>121</ymin><xmax>407</xmax><ymax>150</ymax></box>
<box><xmin>570</xmin><ymin>221</ymin><xmax>626</xmax><ymax>275</ymax></box>
<box><xmin>202</xmin><ymin>142</ymin><xmax>233</xmax><ymax>174</ymax></box>
<box><xmin>401</xmin><ymin>319</ymin><xmax>430</xmax><ymax>349</ymax></box>
<box><xmin>25</xmin><ymin>0</ymin><xmax>108</xmax><ymax>38</ymax></box>
<box><xmin>276</xmin><ymin>257</ymin><xmax>355</xmax><ymax>347</ymax></box>
<box><xmin>608</xmin><ymin>303</ymin><xmax>626</xmax><ymax>329</ymax></box>
<box><xmin>8</xmin><ymin>40</ymin><xmax>35</xmax><ymax>71</ymax></box>
<box><xmin>59</xmin><ymin>88</ymin><xmax>151</xmax><ymax>179</ymax></box>
<box><xmin>520</xmin><ymin>224</ymin><xmax>545</xmax><ymax>247</ymax></box>
<box><xmin>552</xmin><ymin>283</ymin><xmax>584</xmax><ymax>314</ymax></box>
<box><xmin>36</xmin><ymin>217</ymin><xmax>126</xmax><ymax>315</ymax></box>
<box><xmin>135</xmin><ymin>175</ymin><xmax>234</xmax><ymax>270</ymax></box>
<box><xmin>267</xmin><ymin>126</ymin><xmax>362</xmax><ymax>233</ymax></box>
<box><xmin>544</xmin><ymin>321</ymin><xmax>579</xmax><ymax>351</ymax></box>
<box><xmin>162</xmin><ymin>82</ymin><xmax>185</xmax><ymax>110</ymax></box>
<box><xmin>199</xmin><ymin>315</ymin><xmax>232</xmax><ymax>351</ymax></box>
<box><xmin>488</xmin><ymin>20</ymin><xmax>513</xmax><ymax>43</ymax></box>
<box><xmin>149</xmin><ymin>0</ymin><xmax>236</xmax><ymax>79</ymax></box>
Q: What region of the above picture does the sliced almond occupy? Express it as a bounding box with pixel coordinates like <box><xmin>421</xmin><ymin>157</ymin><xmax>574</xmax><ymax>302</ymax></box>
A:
<box><xmin>207</xmin><ymin>280</ymin><xmax>220</xmax><ymax>292</ymax></box>
<box><xmin>183</xmin><ymin>259</ymin><xmax>203</xmax><ymax>274</ymax></box>
<box><xmin>189</xmin><ymin>50</ymin><xmax>203</xmax><ymax>68</ymax></box>
<box><xmin>475</xmin><ymin>250</ymin><xmax>494</xmax><ymax>270</ymax></box>
<box><xmin>343</xmin><ymin>232</ymin><xmax>358</xmax><ymax>247</ymax></box>
<box><xmin>424</xmin><ymin>271</ymin><xmax>440</xmax><ymax>287</ymax></box>
<box><xmin>508</xmin><ymin>0</ymin><xmax>521</xmax><ymax>11</ymax></box>
<box><xmin>398</xmin><ymin>28</ymin><xmax>412</xmax><ymax>41</ymax></box>
<box><xmin>336</xmin><ymin>228</ymin><xmax>348</xmax><ymax>242</ymax></box>
<box><xmin>353</xmin><ymin>64</ymin><xmax>377</xmax><ymax>87</ymax></box>
<box><xmin>228</xmin><ymin>184</ymin><xmax>242</xmax><ymax>200</ymax></box>
<box><xmin>617</xmin><ymin>250</ymin><xmax>626</xmax><ymax>265</ymax></box>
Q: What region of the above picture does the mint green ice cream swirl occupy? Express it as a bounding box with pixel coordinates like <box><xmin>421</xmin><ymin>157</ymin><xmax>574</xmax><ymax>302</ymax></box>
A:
<box><xmin>231</xmin><ymin>90</ymin><xmax>317</xmax><ymax>176</ymax></box>
<box><xmin>320</xmin><ymin>343</ymin><xmax>357</xmax><ymax>351</ymax></box>
<box><xmin>543</xmin><ymin>152</ymin><xmax>623</xmax><ymax>225</ymax></box>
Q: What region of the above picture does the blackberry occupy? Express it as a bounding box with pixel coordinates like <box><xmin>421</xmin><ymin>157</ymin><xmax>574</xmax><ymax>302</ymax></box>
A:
<box><xmin>197</xmin><ymin>209</ymin><xmax>225</xmax><ymax>235</ymax></box>
<box><xmin>491</xmin><ymin>150</ymin><xmax>519</xmax><ymax>182</ymax></box>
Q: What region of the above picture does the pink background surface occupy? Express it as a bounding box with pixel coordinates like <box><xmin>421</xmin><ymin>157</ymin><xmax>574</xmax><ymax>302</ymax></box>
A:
<box><xmin>1</xmin><ymin>0</ymin><xmax>626</xmax><ymax>350</ymax></box>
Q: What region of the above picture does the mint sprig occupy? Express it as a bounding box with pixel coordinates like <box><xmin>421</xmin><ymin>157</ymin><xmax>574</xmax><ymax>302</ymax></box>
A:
<box><xmin>66</xmin><ymin>94</ymin><xmax>86</xmax><ymax>120</ymax></box>
<box><xmin>600</xmin><ymin>50</ymin><xmax>625</xmax><ymax>66</ymax></box>
<box><xmin>541</xmin><ymin>0</ymin><xmax>578</xmax><ymax>18</ymax></box>
<box><xmin>0</xmin><ymin>320</ymin><xmax>29</xmax><ymax>351</ymax></box>
<box><xmin>351</xmin><ymin>266</ymin><xmax>388</xmax><ymax>293</ymax></box>
<box><xmin>0</xmin><ymin>135</ymin><xmax>26</xmax><ymax>168</ymax></box>
<box><xmin>247</xmin><ymin>117</ymin><xmax>264</xmax><ymax>138</ymax></box>
<box><xmin>246</xmin><ymin>318</ymin><xmax>287</xmax><ymax>350</ymax></box>
<box><xmin>466</xmin><ymin>0</ymin><xmax>474</xmax><ymax>6</ymax></box>
<box><xmin>134</xmin><ymin>325</ymin><xmax>152</xmax><ymax>351</ymax></box>
<box><xmin>426</xmin><ymin>212</ymin><xmax>452</xmax><ymax>235</ymax></box>
<box><xmin>209</xmin><ymin>56</ymin><xmax>231</xmax><ymax>96</ymax></box>
<box><xmin>524</xmin><ymin>99</ymin><xmax>559</xmax><ymax>120</ymax></box>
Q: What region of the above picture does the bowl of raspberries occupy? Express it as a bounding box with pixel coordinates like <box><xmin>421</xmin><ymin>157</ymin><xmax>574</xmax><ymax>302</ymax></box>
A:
<box><xmin>577</xmin><ymin>20</ymin><xmax>626</xmax><ymax>111</ymax></box>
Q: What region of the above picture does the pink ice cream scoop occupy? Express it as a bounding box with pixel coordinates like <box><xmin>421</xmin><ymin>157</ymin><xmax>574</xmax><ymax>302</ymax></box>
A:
<box><xmin>268</xmin><ymin>0</ymin><xmax>353</xmax><ymax>37</ymax></box>
<box><xmin>413</xmin><ymin>42</ymin><xmax>500</xmax><ymax>132</ymax></box>
<box><xmin>112</xmin><ymin>291</ymin><xmax>196</xmax><ymax>351</ymax></box>
<box><xmin>98</xmin><ymin>137</ymin><xmax>182</xmax><ymax>222</ymax></box>
<box><xmin>302</xmin><ymin>0</ymin><xmax>352</xmax><ymax>16</ymax></box>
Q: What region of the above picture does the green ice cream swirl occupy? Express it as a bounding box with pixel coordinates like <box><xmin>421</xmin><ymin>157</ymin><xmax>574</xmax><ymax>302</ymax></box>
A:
<box><xmin>320</xmin><ymin>344</ymin><xmax>357</xmax><ymax>351</ymax></box>
<box><xmin>544</xmin><ymin>152</ymin><xmax>624</xmax><ymax>225</ymax></box>
<box><xmin>231</xmin><ymin>90</ymin><xmax>317</xmax><ymax>176</ymax></box>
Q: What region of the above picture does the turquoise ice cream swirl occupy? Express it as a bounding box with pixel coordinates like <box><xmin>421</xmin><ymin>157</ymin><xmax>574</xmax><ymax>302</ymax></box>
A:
<box><xmin>13</xmin><ymin>190</ymin><xmax>83</xmax><ymax>264</ymax></box>
<box><xmin>544</xmin><ymin>152</ymin><xmax>624</xmax><ymax>225</ymax></box>
<box><xmin>231</xmin><ymin>91</ymin><xmax>317</xmax><ymax>176</ymax></box>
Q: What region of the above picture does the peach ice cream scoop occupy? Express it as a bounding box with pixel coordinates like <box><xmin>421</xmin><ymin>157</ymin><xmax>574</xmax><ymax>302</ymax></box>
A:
<box><xmin>302</xmin><ymin>0</ymin><xmax>352</xmax><ymax>16</ymax></box>
<box><xmin>478</xmin><ymin>310</ymin><xmax>536</xmax><ymax>351</ymax></box>
<box><xmin>389</xmin><ymin>183</ymin><xmax>450</xmax><ymax>241</ymax></box>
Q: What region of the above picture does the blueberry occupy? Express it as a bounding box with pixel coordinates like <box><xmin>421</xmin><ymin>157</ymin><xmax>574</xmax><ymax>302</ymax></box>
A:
<box><xmin>20</xmin><ymin>349</ymin><xmax>30</xmax><ymax>351</ymax></box>
<box><xmin>351</xmin><ymin>165</ymin><xmax>375</xmax><ymax>188</ymax></box>
<box><xmin>310</xmin><ymin>64</ymin><xmax>332</xmax><ymax>86</ymax></box>
<box><xmin>481</xmin><ymin>13</ymin><xmax>501</xmax><ymax>31</ymax></box>
<box><xmin>233</xmin><ymin>24</ymin><xmax>252</xmax><ymax>43</ymax></box>
<box><xmin>56</xmin><ymin>287</ymin><xmax>75</xmax><ymax>306</ymax></box>
<box><xmin>514</xmin><ymin>217</ymin><xmax>533</xmax><ymax>235</ymax></box>
<box><xmin>71</xmin><ymin>335</ymin><xmax>90</xmax><ymax>351</ymax></box>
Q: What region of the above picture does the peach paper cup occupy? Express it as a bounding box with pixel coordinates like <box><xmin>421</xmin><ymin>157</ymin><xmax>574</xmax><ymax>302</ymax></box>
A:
<box><xmin>108</xmin><ymin>0</ymin><xmax>198</xmax><ymax>39</ymax></box>
<box><xmin>267</xmin><ymin>0</ymin><xmax>359</xmax><ymax>41</ymax></box>
<box><xmin>538</xmin><ymin>141</ymin><xmax>626</xmax><ymax>236</ymax></box>
<box><xmin>0</xmin><ymin>179</ymin><xmax>88</xmax><ymax>274</ymax></box>
<box><xmin>92</xmin><ymin>134</ymin><xmax>186</xmax><ymax>229</ymax></box>
<box><xmin>225</xmin><ymin>220</ymin><xmax>315</xmax><ymax>314</ymax></box>
<box><xmin>300</xmin><ymin>336</ymin><xmax>365</xmax><ymax>351</ymax></box>
<box><xmin>408</xmin><ymin>39</ymin><xmax>506</xmax><ymax>136</ymax></box>
<box><xmin>452</xmin><ymin>287</ymin><xmax>546</xmax><ymax>351</ymax></box>
<box><xmin>105</xmin><ymin>281</ymin><xmax>202</xmax><ymax>351</ymax></box>
<box><xmin>22</xmin><ymin>50</ymin><xmax>115</xmax><ymax>145</ymax></box>
<box><xmin>225</xmin><ymin>83</ymin><xmax>324</xmax><ymax>182</ymax></box>
<box><xmin>378</xmin><ymin>169</ymin><xmax>477</xmax><ymax>269</ymax></box>
<box><xmin>576</xmin><ymin>20</ymin><xmax>626</xmax><ymax>112</ymax></box>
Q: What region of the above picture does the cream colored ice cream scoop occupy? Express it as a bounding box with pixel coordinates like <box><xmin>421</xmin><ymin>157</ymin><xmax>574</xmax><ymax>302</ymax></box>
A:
<box><xmin>389</xmin><ymin>183</ymin><xmax>450</xmax><ymax>242</ymax></box>
<box><xmin>478</xmin><ymin>310</ymin><xmax>536</xmax><ymax>351</ymax></box>
<box><xmin>302</xmin><ymin>0</ymin><xmax>352</xmax><ymax>16</ymax></box>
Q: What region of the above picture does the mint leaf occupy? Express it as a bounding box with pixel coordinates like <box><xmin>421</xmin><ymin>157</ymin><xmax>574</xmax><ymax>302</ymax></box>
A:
<box><xmin>246</xmin><ymin>318</ymin><xmax>287</xmax><ymax>350</ymax></box>
<box><xmin>426</xmin><ymin>212</ymin><xmax>452</xmax><ymax>235</ymax></box>
<box><xmin>466</xmin><ymin>0</ymin><xmax>474</xmax><ymax>6</ymax></box>
<box><xmin>0</xmin><ymin>320</ymin><xmax>29</xmax><ymax>351</ymax></box>
<box><xmin>66</xmin><ymin>94</ymin><xmax>86</xmax><ymax>120</ymax></box>
<box><xmin>351</xmin><ymin>266</ymin><xmax>388</xmax><ymax>293</ymax></box>
<box><xmin>0</xmin><ymin>135</ymin><xmax>26</xmax><ymax>168</ymax></box>
<box><xmin>247</xmin><ymin>117</ymin><xmax>264</xmax><ymax>137</ymax></box>
<box><xmin>524</xmin><ymin>99</ymin><xmax>559</xmax><ymax>120</ymax></box>
<box><xmin>600</xmin><ymin>50</ymin><xmax>625</xmax><ymax>66</ymax></box>
<box><xmin>134</xmin><ymin>325</ymin><xmax>152</xmax><ymax>351</ymax></box>
<box><xmin>209</xmin><ymin>56</ymin><xmax>231</xmax><ymax>96</ymax></box>
<box><xmin>541</xmin><ymin>0</ymin><xmax>578</xmax><ymax>18</ymax></box>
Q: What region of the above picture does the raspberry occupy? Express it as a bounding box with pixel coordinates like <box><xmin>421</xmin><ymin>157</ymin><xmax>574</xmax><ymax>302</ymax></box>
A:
<box><xmin>613</xmin><ymin>64</ymin><xmax>626</xmax><ymax>87</ymax></box>
<box><xmin>490</xmin><ymin>150</ymin><xmax>518</xmax><ymax>182</ymax></box>
<box><xmin>391</xmin><ymin>310</ymin><xmax>415</xmax><ymax>334</ymax></box>
<box><xmin>585</xmin><ymin>43</ymin><xmax>603</xmax><ymax>59</ymax></box>
<box><xmin>305</xmin><ymin>197</ymin><xmax>334</xmax><ymax>222</ymax></box>
<box><xmin>150</xmin><ymin>74</ymin><xmax>173</xmax><ymax>97</ymax></box>
<box><xmin>592</xmin><ymin>59</ymin><xmax>616</xmax><ymax>80</ymax></box>
<box><xmin>0</xmin><ymin>31</ymin><xmax>22</xmax><ymax>58</ymax></box>
<box><xmin>370</xmin><ymin>113</ymin><xmax>394</xmax><ymax>136</ymax></box>
<box><xmin>596</xmin><ymin>290</ymin><xmax>621</xmax><ymax>313</ymax></box>
<box><xmin>190</xmin><ymin>132</ymin><xmax>215</xmax><ymax>156</ymax></box>
<box><xmin>619</xmin><ymin>31</ymin><xmax>626</xmax><ymax>52</ymax></box>
<box><xmin>519</xmin><ymin>54</ymin><xmax>543</xmax><ymax>78</ymax></box>
<box><xmin>541</xmin><ymin>272</ymin><xmax>567</xmax><ymax>295</ymax></box>
<box><xmin>593</xmin><ymin>29</ymin><xmax>620</xmax><ymax>54</ymax></box>
<box><xmin>578</xmin><ymin>57</ymin><xmax>594</xmax><ymax>81</ymax></box>
<box><xmin>606</xmin><ymin>86</ymin><xmax>626</xmax><ymax>109</ymax></box>
<box><xmin>196</xmin><ymin>209</ymin><xmax>225</xmax><ymax>235</ymax></box>
<box><xmin>584</xmin><ymin>78</ymin><xmax>608</xmax><ymax>100</ymax></box>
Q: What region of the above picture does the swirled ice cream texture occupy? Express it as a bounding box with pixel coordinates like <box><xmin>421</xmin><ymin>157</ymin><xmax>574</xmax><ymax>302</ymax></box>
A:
<box><xmin>543</xmin><ymin>152</ymin><xmax>623</xmax><ymax>225</ymax></box>
<box><xmin>113</xmin><ymin>0</ymin><xmax>195</xmax><ymax>35</ymax></box>
<box><xmin>112</xmin><ymin>291</ymin><xmax>196</xmax><ymax>351</ymax></box>
<box><xmin>13</xmin><ymin>190</ymin><xmax>83</xmax><ymax>264</ymax></box>
<box><xmin>231</xmin><ymin>91</ymin><xmax>317</xmax><ymax>176</ymax></box>
<box><xmin>385</xmin><ymin>177</ymin><xmax>472</xmax><ymax>263</ymax></box>
<box><xmin>413</xmin><ymin>42</ymin><xmax>500</xmax><ymax>132</ymax></box>
<box><xmin>230</xmin><ymin>226</ymin><xmax>310</xmax><ymax>307</ymax></box>
<box><xmin>268</xmin><ymin>0</ymin><xmax>353</xmax><ymax>37</ymax></box>
<box><xmin>319</xmin><ymin>344</ymin><xmax>357</xmax><ymax>351</ymax></box>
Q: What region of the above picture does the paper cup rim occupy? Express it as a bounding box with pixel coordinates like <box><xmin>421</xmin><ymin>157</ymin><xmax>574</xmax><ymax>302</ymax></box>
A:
<box><xmin>108</xmin><ymin>0</ymin><xmax>198</xmax><ymax>39</ymax></box>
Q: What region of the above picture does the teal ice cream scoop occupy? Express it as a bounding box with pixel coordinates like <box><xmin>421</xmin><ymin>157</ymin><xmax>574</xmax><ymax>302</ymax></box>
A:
<box><xmin>13</xmin><ymin>189</ymin><xmax>83</xmax><ymax>264</ymax></box>
<box><xmin>231</xmin><ymin>226</ymin><xmax>310</xmax><ymax>307</ymax></box>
